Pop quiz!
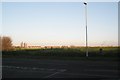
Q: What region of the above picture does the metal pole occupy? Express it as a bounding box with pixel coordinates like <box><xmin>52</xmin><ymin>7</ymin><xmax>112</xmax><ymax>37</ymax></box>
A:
<box><xmin>84</xmin><ymin>2</ymin><xmax>88</xmax><ymax>57</ymax></box>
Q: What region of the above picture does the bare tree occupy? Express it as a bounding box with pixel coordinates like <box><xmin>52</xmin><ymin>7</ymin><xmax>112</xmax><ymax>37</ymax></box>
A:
<box><xmin>1</xmin><ymin>36</ymin><xmax>13</xmax><ymax>51</ymax></box>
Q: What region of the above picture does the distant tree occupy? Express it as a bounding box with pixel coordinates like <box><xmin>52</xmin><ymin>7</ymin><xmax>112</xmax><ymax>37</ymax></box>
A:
<box><xmin>1</xmin><ymin>36</ymin><xmax>13</xmax><ymax>51</ymax></box>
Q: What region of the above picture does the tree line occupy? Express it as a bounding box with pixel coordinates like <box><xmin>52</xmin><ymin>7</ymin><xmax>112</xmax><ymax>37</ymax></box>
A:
<box><xmin>0</xmin><ymin>36</ymin><xmax>13</xmax><ymax>51</ymax></box>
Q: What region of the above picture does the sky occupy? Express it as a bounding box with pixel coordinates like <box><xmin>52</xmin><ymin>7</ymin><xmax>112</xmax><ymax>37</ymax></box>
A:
<box><xmin>1</xmin><ymin>2</ymin><xmax>118</xmax><ymax>46</ymax></box>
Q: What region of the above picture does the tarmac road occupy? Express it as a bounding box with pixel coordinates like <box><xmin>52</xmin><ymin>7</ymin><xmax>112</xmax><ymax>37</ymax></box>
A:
<box><xmin>2</xmin><ymin>58</ymin><xmax>119</xmax><ymax>78</ymax></box>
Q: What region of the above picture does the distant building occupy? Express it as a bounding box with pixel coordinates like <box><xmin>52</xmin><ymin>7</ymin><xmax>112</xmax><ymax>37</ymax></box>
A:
<box><xmin>28</xmin><ymin>46</ymin><xmax>41</xmax><ymax>49</ymax></box>
<box><xmin>43</xmin><ymin>46</ymin><xmax>61</xmax><ymax>49</ymax></box>
<box><xmin>24</xmin><ymin>43</ymin><xmax>27</xmax><ymax>48</ymax></box>
<box><xmin>21</xmin><ymin>42</ymin><xmax>24</xmax><ymax>48</ymax></box>
<box><xmin>20</xmin><ymin>42</ymin><xmax>27</xmax><ymax>48</ymax></box>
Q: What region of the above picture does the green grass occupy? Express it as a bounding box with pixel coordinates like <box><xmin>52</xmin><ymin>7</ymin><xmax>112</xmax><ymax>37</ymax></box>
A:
<box><xmin>2</xmin><ymin>47</ymin><xmax>119</xmax><ymax>61</ymax></box>
<box><xmin>2</xmin><ymin>47</ymin><xmax>119</xmax><ymax>57</ymax></box>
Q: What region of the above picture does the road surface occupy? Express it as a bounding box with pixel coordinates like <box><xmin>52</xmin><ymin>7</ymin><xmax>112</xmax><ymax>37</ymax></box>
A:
<box><xmin>2</xmin><ymin>58</ymin><xmax>119</xmax><ymax>78</ymax></box>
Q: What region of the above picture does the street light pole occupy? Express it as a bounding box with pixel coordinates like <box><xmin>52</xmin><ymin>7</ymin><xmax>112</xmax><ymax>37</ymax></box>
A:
<box><xmin>84</xmin><ymin>2</ymin><xmax>88</xmax><ymax>57</ymax></box>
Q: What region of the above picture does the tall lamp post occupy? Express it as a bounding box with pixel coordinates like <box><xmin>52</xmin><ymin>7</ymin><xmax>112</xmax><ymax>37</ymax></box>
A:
<box><xmin>84</xmin><ymin>2</ymin><xmax>88</xmax><ymax>57</ymax></box>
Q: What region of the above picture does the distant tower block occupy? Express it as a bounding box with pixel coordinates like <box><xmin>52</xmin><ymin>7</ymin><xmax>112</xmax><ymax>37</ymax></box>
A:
<box><xmin>24</xmin><ymin>43</ymin><xmax>26</xmax><ymax>48</ymax></box>
<box><xmin>25</xmin><ymin>43</ymin><xmax>27</xmax><ymax>48</ymax></box>
<box><xmin>24</xmin><ymin>43</ymin><xmax>25</xmax><ymax>48</ymax></box>
<box><xmin>21</xmin><ymin>42</ymin><xmax>24</xmax><ymax>48</ymax></box>
<box><xmin>23</xmin><ymin>43</ymin><xmax>27</xmax><ymax>48</ymax></box>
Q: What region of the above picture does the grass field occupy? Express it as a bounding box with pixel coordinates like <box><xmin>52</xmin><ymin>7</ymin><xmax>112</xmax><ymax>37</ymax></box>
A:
<box><xmin>2</xmin><ymin>47</ymin><xmax>119</xmax><ymax>60</ymax></box>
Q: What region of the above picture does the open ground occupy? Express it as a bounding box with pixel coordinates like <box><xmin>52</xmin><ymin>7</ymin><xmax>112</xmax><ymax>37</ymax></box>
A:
<box><xmin>2</xmin><ymin>57</ymin><xmax>119</xmax><ymax>79</ymax></box>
